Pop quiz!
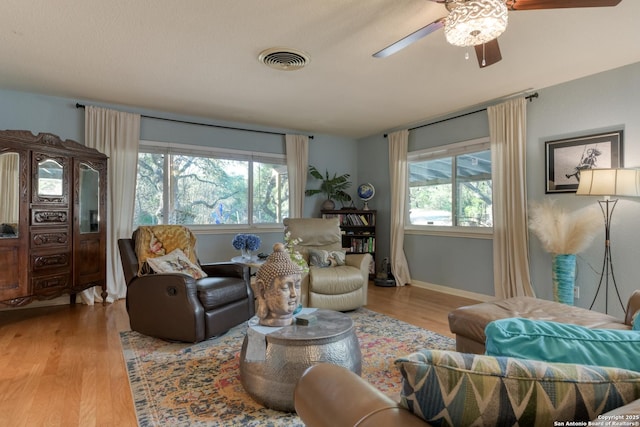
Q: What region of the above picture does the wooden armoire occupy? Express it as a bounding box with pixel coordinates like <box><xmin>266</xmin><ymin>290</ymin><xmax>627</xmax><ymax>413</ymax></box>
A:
<box><xmin>0</xmin><ymin>130</ymin><xmax>107</xmax><ymax>306</ymax></box>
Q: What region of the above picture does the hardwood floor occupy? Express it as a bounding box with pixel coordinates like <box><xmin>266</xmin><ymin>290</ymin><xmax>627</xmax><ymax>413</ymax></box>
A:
<box><xmin>0</xmin><ymin>301</ymin><xmax>137</xmax><ymax>427</ymax></box>
<box><xmin>0</xmin><ymin>285</ymin><xmax>479</xmax><ymax>426</ymax></box>
<box><xmin>366</xmin><ymin>284</ymin><xmax>480</xmax><ymax>337</ymax></box>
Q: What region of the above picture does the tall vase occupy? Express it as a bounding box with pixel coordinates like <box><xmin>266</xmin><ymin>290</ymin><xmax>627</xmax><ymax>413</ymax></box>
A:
<box><xmin>552</xmin><ymin>253</ymin><xmax>576</xmax><ymax>305</ymax></box>
<box><xmin>241</xmin><ymin>247</ymin><xmax>252</xmax><ymax>260</ymax></box>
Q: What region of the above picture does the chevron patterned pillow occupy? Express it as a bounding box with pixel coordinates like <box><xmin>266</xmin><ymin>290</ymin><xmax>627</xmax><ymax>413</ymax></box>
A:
<box><xmin>395</xmin><ymin>350</ymin><xmax>640</xmax><ymax>426</ymax></box>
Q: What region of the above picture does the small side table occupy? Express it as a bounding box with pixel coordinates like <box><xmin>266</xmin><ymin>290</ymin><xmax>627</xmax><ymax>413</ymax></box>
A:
<box><xmin>239</xmin><ymin>309</ymin><xmax>361</xmax><ymax>412</ymax></box>
<box><xmin>230</xmin><ymin>255</ymin><xmax>265</xmax><ymax>274</ymax></box>
<box><xmin>231</xmin><ymin>256</ymin><xmax>265</xmax><ymax>303</ymax></box>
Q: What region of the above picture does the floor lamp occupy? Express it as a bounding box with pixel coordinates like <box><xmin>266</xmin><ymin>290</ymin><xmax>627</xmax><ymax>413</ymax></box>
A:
<box><xmin>576</xmin><ymin>168</ymin><xmax>640</xmax><ymax>314</ymax></box>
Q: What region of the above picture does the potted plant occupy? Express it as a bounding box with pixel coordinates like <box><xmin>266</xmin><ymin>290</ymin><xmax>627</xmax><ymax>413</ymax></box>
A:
<box><xmin>232</xmin><ymin>233</ymin><xmax>261</xmax><ymax>259</ymax></box>
<box><xmin>305</xmin><ymin>165</ymin><xmax>352</xmax><ymax>210</ymax></box>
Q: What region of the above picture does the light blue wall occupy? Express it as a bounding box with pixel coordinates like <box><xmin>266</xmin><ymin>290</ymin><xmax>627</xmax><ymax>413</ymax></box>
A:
<box><xmin>305</xmin><ymin>135</ymin><xmax>361</xmax><ymax>213</ymax></box>
<box><xmin>527</xmin><ymin>62</ymin><xmax>640</xmax><ymax>318</ymax></box>
<box><xmin>0</xmin><ymin>91</ymin><xmax>84</xmax><ymax>141</ymax></box>
<box><xmin>0</xmin><ymin>88</ymin><xmax>360</xmax><ymax>265</ymax></box>
<box><xmin>358</xmin><ymin>61</ymin><xmax>640</xmax><ymax>319</ymax></box>
<box><xmin>354</xmin><ymin>132</ymin><xmax>391</xmax><ymax>274</ymax></box>
<box><xmin>357</xmin><ymin>109</ymin><xmax>494</xmax><ymax>295</ymax></box>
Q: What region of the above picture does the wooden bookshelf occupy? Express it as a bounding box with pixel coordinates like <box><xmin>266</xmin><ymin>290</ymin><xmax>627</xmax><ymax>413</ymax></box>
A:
<box><xmin>321</xmin><ymin>209</ymin><xmax>376</xmax><ymax>276</ymax></box>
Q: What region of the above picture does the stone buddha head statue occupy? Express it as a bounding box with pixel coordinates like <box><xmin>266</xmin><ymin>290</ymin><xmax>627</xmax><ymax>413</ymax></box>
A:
<box><xmin>255</xmin><ymin>242</ymin><xmax>302</xmax><ymax>327</ymax></box>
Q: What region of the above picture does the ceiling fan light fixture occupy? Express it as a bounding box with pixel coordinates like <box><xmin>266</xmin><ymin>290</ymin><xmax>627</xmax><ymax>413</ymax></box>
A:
<box><xmin>445</xmin><ymin>0</ymin><xmax>508</xmax><ymax>47</ymax></box>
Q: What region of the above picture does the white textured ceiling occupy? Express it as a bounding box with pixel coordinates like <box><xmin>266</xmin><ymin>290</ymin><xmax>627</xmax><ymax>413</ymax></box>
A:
<box><xmin>1</xmin><ymin>0</ymin><xmax>639</xmax><ymax>138</ymax></box>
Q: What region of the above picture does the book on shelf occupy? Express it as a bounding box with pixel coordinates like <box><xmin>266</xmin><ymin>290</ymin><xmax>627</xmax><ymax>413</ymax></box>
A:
<box><xmin>322</xmin><ymin>210</ymin><xmax>375</xmax><ymax>227</ymax></box>
<box><xmin>348</xmin><ymin>237</ymin><xmax>375</xmax><ymax>254</ymax></box>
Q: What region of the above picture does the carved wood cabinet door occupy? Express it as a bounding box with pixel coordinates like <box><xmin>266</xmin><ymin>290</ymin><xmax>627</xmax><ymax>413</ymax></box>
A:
<box><xmin>72</xmin><ymin>157</ymin><xmax>107</xmax><ymax>299</ymax></box>
<box><xmin>0</xmin><ymin>130</ymin><xmax>108</xmax><ymax>307</ymax></box>
<box><xmin>31</xmin><ymin>150</ymin><xmax>73</xmax><ymax>299</ymax></box>
<box><xmin>0</xmin><ymin>146</ymin><xmax>29</xmax><ymax>302</ymax></box>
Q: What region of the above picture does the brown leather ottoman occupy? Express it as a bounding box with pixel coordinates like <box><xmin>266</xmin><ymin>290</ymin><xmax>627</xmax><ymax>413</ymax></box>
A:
<box><xmin>448</xmin><ymin>296</ymin><xmax>633</xmax><ymax>354</ymax></box>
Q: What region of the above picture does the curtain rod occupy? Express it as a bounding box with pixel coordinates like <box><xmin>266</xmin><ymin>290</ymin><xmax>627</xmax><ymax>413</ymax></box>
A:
<box><xmin>383</xmin><ymin>92</ymin><xmax>539</xmax><ymax>138</ymax></box>
<box><xmin>75</xmin><ymin>103</ymin><xmax>314</xmax><ymax>139</ymax></box>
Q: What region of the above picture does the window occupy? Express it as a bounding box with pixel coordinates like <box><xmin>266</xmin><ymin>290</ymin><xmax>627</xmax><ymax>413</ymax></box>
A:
<box><xmin>134</xmin><ymin>141</ymin><xmax>288</xmax><ymax>227</ymax></box>
<box><xmin>408</xmin><ymin>138</ymin><xmax>492</xmax><ymax>234</ymax></box>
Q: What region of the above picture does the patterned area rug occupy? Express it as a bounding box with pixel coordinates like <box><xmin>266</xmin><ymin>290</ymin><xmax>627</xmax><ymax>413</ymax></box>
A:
<box><xmin>120</xmin><ymin>308</ymin><xmax>455</xmax><ymax>426</ymax></box>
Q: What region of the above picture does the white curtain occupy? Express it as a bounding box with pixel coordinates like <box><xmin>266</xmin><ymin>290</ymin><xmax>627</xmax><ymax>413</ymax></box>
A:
<box><xmin>488</xmin><ymin>97</ymin><xmax>535</xmax><ymax>298</ymax></box>
<box><xmin>388</xmin><ymin>130</ymin><xmax>411</xmax><ymax>286</ymax></box>
<box><xmin>285</xmin><ymin>134</ymin><xmax>309</xmax><ymax>218</ymax></box>
<box><xmin>81</xmin><ymin>106</ymin><xmax>140</xmax><ymax>304</ymax></box>
<box><xmin>0</xmin><ymin>153</ymin><xmax>19</xmax><ymax>224</ymax></box>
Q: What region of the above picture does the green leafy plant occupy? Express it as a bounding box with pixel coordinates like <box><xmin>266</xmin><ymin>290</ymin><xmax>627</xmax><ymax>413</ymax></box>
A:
<box><xmin>305</xmin><ymin>165</ymin><xmax>352</xmax><ymax>206</ymax></box>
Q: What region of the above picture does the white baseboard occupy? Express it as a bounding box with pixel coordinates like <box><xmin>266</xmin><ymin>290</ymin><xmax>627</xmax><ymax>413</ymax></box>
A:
<box><xmin>410</xmin><ymin>280</ymin><xmax>495</xmax><ymax>302</ymax></box>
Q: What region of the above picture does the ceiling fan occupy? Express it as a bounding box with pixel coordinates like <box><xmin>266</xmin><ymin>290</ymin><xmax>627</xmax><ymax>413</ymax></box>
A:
<box><xmin>373</xmin><ymin>0</ymin><xmax>622</xmax><ymax>68</ymax></box>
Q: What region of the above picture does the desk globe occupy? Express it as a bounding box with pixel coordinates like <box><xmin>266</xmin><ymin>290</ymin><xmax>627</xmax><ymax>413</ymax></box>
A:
<box><xmin>357</xmin><ymin>183</ymin><xmax>375</xmax><ymax>210</ymax></box>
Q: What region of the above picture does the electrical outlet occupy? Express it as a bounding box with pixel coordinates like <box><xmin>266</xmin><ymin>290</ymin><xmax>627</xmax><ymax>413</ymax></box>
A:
<box><xmin>574</xmin><ymin>286</ymin><xmax>580</xmax><ymax>299</ymax></box>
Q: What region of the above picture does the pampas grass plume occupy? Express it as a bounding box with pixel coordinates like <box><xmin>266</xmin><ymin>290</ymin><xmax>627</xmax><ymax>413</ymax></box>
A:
<box><xmin>529</xmin><ymin>199</ymin><xmax>601</xmax><ymax>254</ymax></box>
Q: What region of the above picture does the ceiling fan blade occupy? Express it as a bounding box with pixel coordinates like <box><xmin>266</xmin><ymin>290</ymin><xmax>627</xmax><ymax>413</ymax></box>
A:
<box><xmin>474</xmin><ymin>39</ymin><xmax>502</xmax><ymax>68</ymax></box>
<box><xmin>507</xmin><ymin>0</ymin><xmax>621</xmax><ymax>11</ymax></box>
<box><xmin>373</xmin><ymin>18</ymin><xmax>446</xmax><ymax>58</ymax></box>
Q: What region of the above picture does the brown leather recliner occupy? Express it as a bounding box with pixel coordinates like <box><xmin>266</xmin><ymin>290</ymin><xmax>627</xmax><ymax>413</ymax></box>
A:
<box><xmin>118</xmin><ymin>227</ymin><xmax>254</xmax><ymax>343</ymax></box>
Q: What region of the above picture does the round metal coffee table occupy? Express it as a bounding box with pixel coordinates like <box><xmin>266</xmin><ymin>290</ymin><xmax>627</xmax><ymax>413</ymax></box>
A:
<box><xmin>239</xmin><ymin>309</ymin><xmax>361</xmax><ymax>412</ymax></box>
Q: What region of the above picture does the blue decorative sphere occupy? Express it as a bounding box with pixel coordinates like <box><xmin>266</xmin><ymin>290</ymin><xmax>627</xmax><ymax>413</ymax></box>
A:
<box><xmin>357</xmin><ymin>183</ymin><xmax>375</xmax><ymax>201</ymax></box>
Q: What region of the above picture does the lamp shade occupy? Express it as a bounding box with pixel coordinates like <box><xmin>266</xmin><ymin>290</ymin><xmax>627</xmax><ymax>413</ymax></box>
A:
<box><xmin>576</xmin><ymin>168</ymin><xmax>640</xmax><ymax>197</ymax></box>
<box><xmin>444</xmin><ymin>0</ymin><xmax>508</xmax><ymax>47</ymax></box>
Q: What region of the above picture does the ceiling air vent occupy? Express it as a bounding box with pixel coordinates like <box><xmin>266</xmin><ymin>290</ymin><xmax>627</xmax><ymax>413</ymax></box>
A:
<box><xmin>258</xmin><ymin>48</ymin><xmax>309</xmax><ymax>71</ymax></box>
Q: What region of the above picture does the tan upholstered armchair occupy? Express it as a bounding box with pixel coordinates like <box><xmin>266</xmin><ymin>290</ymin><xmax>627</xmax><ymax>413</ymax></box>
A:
<box><xmin>118</xmin><ymin>225</ymin><xmax>254</xmax><ymax>343</ymax></box>
<box><xmin>283</xmin><ymin>217</ymin><xmax>371</xmax><ymax>311</ymax></box>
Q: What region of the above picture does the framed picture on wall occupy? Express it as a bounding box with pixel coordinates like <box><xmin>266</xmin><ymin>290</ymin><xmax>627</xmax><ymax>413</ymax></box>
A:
<box><xmin>545</xmin><ymin>130</ymin><xmax>623</xmax><ymax>193</ymax></box>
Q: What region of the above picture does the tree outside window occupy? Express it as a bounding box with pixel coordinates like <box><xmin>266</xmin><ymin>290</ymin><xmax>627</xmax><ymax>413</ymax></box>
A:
<box><xmin>134</xmin><ymin>146</ymin><xmax>288</xmax><ymax>227</ymax></box>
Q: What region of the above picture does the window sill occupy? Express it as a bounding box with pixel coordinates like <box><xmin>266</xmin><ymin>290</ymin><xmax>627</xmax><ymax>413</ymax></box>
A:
<box><xmin>184</xmin><ymin>224</ymin><xmax>285</xmax><ymax>235</ymax></box>
<box><xmin>404</xmin><ymin>226</ymin><xmax>493</xmax><ymax>240</ymax></box>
